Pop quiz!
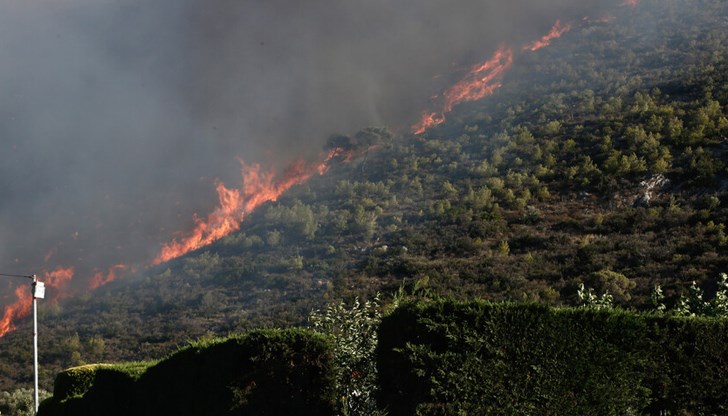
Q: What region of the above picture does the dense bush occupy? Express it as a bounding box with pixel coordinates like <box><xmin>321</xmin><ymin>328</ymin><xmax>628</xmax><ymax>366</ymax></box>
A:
<box><xmin>310</xmin><ymin>295</ymin><xmax>385</xmax><ymax>415</ymax></box>
<box><xmin>646</xmin><ymin>317</ymin><xmax>728</xmax><ymax>415</ymax></box>
<box><xmin>38</xmin><ymin>329</ymin><xmax>337</xmax><ymax>416</ymax></box>
<box><xmin>139</xmin><ymin>329</ymin><xmax>337</xmax><ymax>416</ymax></box>
<box><xmin>37</xmin><ymin>362</ymin><xmax>150</xmax><ymax>416</ymax></box>
<box><xmin>0</xmin><ymin>388</ymin><xmax>51</xmax><ymax>416</ymax></box>
<box><xmin>377</xmin><ymin>300</ymin><xmax>728</xmax><ymax>415</ymax></box>
<box><xmin>50</xmin><ymin>362</ymin><xmax>150</xmax><ymax>403</ymax></box>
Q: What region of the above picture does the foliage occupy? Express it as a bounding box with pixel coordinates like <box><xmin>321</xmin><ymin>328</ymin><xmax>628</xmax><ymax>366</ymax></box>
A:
<box><xmin>377</xmin><ymin>299</ymin><xmax>728</xmax><ymax>416</ymax></box>
<box><xmin>577</xmin><ymin>282</ymin><xmax>614</xmax><ymax>309</ymax></box>
<box><xmin>675</xmin><ymin>273</ymin><xmax>728</xmax><ymax>317</ymax></box>
<box><xmin>50</xmin><ymin>362</ymin><xmax>150</xmax><ymax>404</ymax></box>
<box><xmin>0</xmin><ymin>388</ymin><xmax>51</xmax><ymax>416</ymax></box>
<box><xmin>38</xmin><ymin>329</ymin><xmax>337</xmax><ymax>416</ymax></box>
<box><xmin>31</xmin><ymin>297</ymin><xmax>728</xmax><ymax>416</ymax></box>
<box><xmin>310</xmin><ymin>295</ymin><xmax>385</xmax><ymax>416</ymax></box>
<box><xmin>651</xmin><ymin>284</ymin><xmax>667</xmax><ymax>312</ymax></box>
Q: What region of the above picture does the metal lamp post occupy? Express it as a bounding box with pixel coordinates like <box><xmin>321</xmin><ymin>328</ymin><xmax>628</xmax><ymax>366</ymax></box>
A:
<box><xmin>31</xmin><ymin>275</ymin><xmax>44</xmax><ymax>415</ymax></box>
<box><xmin>1</xmin><ymin>273</ymin><xmax>43</xmax><ymax>415</ymax></box>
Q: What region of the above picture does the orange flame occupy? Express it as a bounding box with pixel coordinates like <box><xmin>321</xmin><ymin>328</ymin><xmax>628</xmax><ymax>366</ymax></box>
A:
<box><xmin>443</xmin><ymin>47</ymin><xmax>514</xmax><ymax>112</ymax></box>
<box><xmin>523</xmin><ymin>20</ymin><xmax>572</xmax><ymax>52</ymax></box>
<box><xmin>412</xmin><ymin>113</ymin><xmax>446</xmax><ymax>136</ymax></box>
<box><xmin>152</xmin><ymin>182</ymin><xmax>243</xmax><ymax>265</ymax></box>
<box><xmin>317</xmin><ymin>147</ymin><xmax>355</xmax><ymax>175</ymax></box>
<box><xmin>43</xmin><ymin>267</ymin><xmax>75</xmax><ymax>304</ymax></box>
<box><xmin>622</xmin><ymin>0</ymin><xmax>638</xmax><ymax>6</ymax></box>
<box><xmin>152</xmin><ymin>156</ymin><xmax>334</xmax><ymax>265</ymax></box>
<box><xmin>412</xmin><ymin>16</ymin><xmax>597</xmax><ymax>135</ymax></box>
<box><xmin>89</xmin><ymin>264</ymin><xmax>129</xmax><ymax>289</ymax></box>
<box><xmin>0</xmin><ymin>285</ymin><xmax>31</xmax><ymax>337</ymax></box>
<box><xmin>412</xmin><ymin>46</ymin><xmax>513</xmax><ymax>134</ymax></box>
<box><xmin>0</xmin><ymin>267</ymin><xmax>74</xmax><ymax>337</ymax></box>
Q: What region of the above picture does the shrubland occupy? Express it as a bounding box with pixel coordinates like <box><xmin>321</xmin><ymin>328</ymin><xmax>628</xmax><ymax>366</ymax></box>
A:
<box><xmin>1</xmin><ymin>0</ymin><xmax>727</xmax><ymax>397</ymax></box>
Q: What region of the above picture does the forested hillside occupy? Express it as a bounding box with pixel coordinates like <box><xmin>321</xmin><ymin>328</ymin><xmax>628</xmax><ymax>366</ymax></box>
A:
<box><xmin>1</xmin><ymin>0</ymin><xmax>727</xmax><ymax>397</ymax></box>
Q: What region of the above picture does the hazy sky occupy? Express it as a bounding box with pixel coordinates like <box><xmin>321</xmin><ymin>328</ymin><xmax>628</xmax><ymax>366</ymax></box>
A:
<box><xmin>0</xmin><ymin>0</ymin><xmax>616</xmax><ymax>291</ymax></box>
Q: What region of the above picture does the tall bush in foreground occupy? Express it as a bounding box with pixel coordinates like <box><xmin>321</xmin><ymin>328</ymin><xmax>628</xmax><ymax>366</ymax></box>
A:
<box><xmin>310</xmin><ymin>295</ymin><xmax>386</xmax><ymax>416</ymax></box>
<box><xmin>676</xmin><ymin>273</ymin><xmax>728</xmax><ymax>317</ymax></box>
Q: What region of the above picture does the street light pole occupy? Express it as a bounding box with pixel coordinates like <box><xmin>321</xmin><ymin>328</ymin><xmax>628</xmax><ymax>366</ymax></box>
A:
<box><xmin>32</xmin><ymin>275</ymin><xmax>45</xmax><ymax>415</ymax></box>
<box><xmin>0</xmin><ymin>273</ymin><xmax>43</xmax><ymax>415</ymax></box>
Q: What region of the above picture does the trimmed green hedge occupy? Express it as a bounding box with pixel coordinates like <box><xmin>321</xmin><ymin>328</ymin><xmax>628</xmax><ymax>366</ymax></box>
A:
<box><xmin>645</xmin><ymin>318</ymin><xmax>728</xmax><ymax>415</ymax></box>
<box><xmin>377</xmin><ymin>300</ymin><xmax>728</xmax><ymax>416</ymax></box>
<box><xmin>38</xmin><ymin>329</ymin><xmax>337</xmax><ymax>416</ymax></box>
<box><xmin>40</xmin><ymin>362</ymin><xmax>151</xmax><ymax>416</ymax></box>
<box><xmin>138</xmin><ymin>329</ymin><xmax>337</xmax><ymax>416</ymax></box>
<box><xmin>39</xmin><ymin>303</ymin><xmax>728</xmax><ymax>416</ymax></box>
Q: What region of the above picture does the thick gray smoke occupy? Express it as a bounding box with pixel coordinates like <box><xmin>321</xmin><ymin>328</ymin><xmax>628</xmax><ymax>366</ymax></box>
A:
<box><xmin>0</xmin><ymin>0</ymin><xmax>613</xmax><ymax>290</ymax></box>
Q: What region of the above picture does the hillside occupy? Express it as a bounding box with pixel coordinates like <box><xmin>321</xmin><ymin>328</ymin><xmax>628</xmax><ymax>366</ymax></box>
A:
<box><xmin>1</xmin><ymin>0</ymin><xmax>727</xmax><ymax>395</ymax></box>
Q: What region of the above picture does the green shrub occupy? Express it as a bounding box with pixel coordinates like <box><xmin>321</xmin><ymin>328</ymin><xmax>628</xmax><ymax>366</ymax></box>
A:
<box><xmin>645</xmin><ymin>316</ymin><xmax>728</xmax><ymax>415</ymax></box>
<box><xmin>39</xmin><ymin>329</ymin><xmax>337</xmax><ymax>416</ymax></box>
<box><xmin>39</xmin><ymin>304</ymin><xmax>728</xmax><ymax>416</ymax></box>
<box><xmin>1</xmin><ymin>388</ymin><xmax>52</xmax><ymax>416</ymax></box>
<box><xmin>51</xmin><ymin>365</ymin><xmax>98</xmax><ymax>402</ymax></box>
<box><xmin>40</xmin><ymin>362</ymin><xmax>151</xmax><ymax>416</ymax></box>
<box><xmin>310</xmin><ymin>295</ymin><xmax>385</xmax><ymax>416</ymax></box>
<box><xmin>377</xmin><ymin>299</ymin><xmax>728</xmax><ymax>416</ymax></box>
<box><xmin>137</xmin><ymin>329</ymin><xmax>337</xmax><ymax>416</ymax></box>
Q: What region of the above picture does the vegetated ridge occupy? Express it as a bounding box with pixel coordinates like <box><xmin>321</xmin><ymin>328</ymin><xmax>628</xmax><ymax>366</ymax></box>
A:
<box><xmin>1</xmin><ymin>0</ymin><xmax>727</xmax><ymax>394</ymax></box>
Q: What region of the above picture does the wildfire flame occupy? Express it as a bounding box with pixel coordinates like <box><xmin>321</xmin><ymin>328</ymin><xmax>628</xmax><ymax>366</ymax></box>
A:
<box><xmin>412</xmin><ymin>16</ymin><xmax>591</xmax><ymax>135</ymax></box>
<box><xmin>151</xmin><ymin>155</ymin><xmax>342</xmax><ymax>265</ymax></box>
<box><xmin>523</xmin><ymin>20</ymin><xmax>573</xmax><ymax>52</ymax></box>
<box><xmin>412</xmin><ymin>46</ymin><xmax>514</xmax><ymax>134</ymax></box>
<box><xmin>443</xmin><ymin>47</ymin><xmax>514</xmax><ymax>112</ymax></box>
<box><xmin>412</xmin><ymin>113</ymin><xmax>446</xmax><ymax>135</ymax></box>
<box><xmin>318</xmin><ymin>147</ymin><xmax>355</xmax><ymax>175</ymax></box>
<box><xmin>89</xmin><ymin>264</ymin><xmax>130</xmax><ymax>290</ymax></box>
<box><xmin>0</xmin><ymin>267</ymin><xmax>74</xmax><ymax>337</ymax></box>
